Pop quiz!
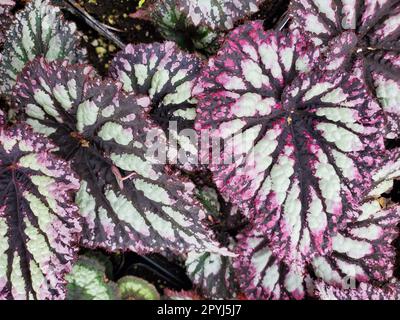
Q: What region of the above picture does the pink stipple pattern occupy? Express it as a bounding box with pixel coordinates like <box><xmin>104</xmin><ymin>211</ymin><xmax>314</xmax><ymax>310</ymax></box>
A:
<box><xmin>109</xmin><ymin>41</ymin><xmax>202</xmax><ymax>171</ymax></box>
<box><xmin>195</xmin><ymin>21</ymin><xmax>385</xmax><ymax>267</ymax></box>
<box><xmin>13</xmin><ymin>58</ymin><xmax>227</xmax><ymax>257</ymax></box>
<box><xmin>0</xmin><ymin>123</ymin><xmax>81</xmax><ymax>300</ymax></box>
<box><xmin>186</xmin><ymin>248</ymin><xmax>239</xmax><ymax>299</ymax></box>
<box><xmin>234</xmin><ymin>204</ymin><xmax>400</xmax><ymax>300</ymax></box>
<box><xmin>164</xmin><ymin>289</ymin><xmax>202</xmax><ymax>300</ymax></box>
<box><xmin>179</xmin><ymin>0</ymin><xmax>263</xmax><ymax>30</ymax></box>
<box><xmin>315</xmin><ymin>282</ymin><xmax>400</xmax><ymax>300</ymax></box>
<box><xmin>0</xmin><ymin>0</ymin><xmax>14</xmax><ymax>45</ymax></box>
<box><xmin>234</xmin><ymin>226</ymin><xmax>306</xmax><ymax>300</ymax></box>
<box><xmin>321</xmin><ymin>31</ymin><xmax>358</xmax><ymax>71</ymax></box>
<box><xmin>290</xmin><ymin>0</ymin><xmax>400</xmax><ymax>138</ymax></box>
<box><xmin>319</xmin><ymin>204</ymin><xmax>400</xmax><ymax>285</ymax></box>
<box><xmin>371</xmin><ymin>53</ymin><xmax>400</xmax><ymax>138</ymax></box>
<box><xmin>109</xmin><ymin>42</ymin><xmax>201</xmax><ymax>101</ymax></box>
<box><xmin>368</xmin><ymin>148</ymin><xmax>400</xmax><ymax>197</ymax></box>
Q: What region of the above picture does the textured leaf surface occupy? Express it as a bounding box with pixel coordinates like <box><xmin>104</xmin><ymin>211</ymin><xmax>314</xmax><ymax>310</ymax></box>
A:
<box><xmin>235</xmin><ymin>201</ymin><xmax>400</xmax><ymax>300</ymax></box>
<box><xmin>147</xmin><ymin>0</ymin><xmax>261</xmax><ymax>52</ymax></box>
<box><xmin>14</xmin><ymin>58</ymin><xmax>226</xmax><ymax>255</ymax></box>
<box><xmin>150</xmin><ymin>1</ymin><xmax>219</xmax><ymax>51</ymax></box>
<box><xmin>290</xmin><ymin>0</ymin><xmax>400</xmax><ymax>137</ymax></box>
<box><xmin>0</xmin><ymin>0</ymin><xmax>86</xmax><ymax>93</ymax></box>
<box><xmin>195</xmin><ymin>22</ymin><xmax>385</xmax><ymax>265</ymax></box>
<box><xmin>178</xmin><ymin>0</ymin><xmax>262</xmax><ymax>30</ymax></box>
<box><xmin>289</xmin><ymin>0</ymin><xmax>400</xmax><ymax>47</ymax></box>
<box><xmin>163</xmin><ymin>289</ymin><xmax>202</xmax><ymax>300</ymax></box>
<box><xmin>117</xmin><ymin>276</ymin><xmax>160</xmax><ymax>300</ymax></box>
<box><xmin>66</xmin><ymin>255</ymin><xmax>119</xmax><ymax>300</ymax></box>
<box><xmin>188</xmin><ymin>186</ymin><xmax>242</xmax><ymax>299</ymax></box>
<box><xmin>0</xmin><ymin>0</ymin><xmax>14</xmax><ymax>46</ymax></box>
<box><xmin>109</xmin><ymin>41</ymin><xmax>201</xmax><ymax>170</ymax></box>
<box><xmin>234</xmin><ymin>227</ymin><xmax>307</xmax><ymax>300</ymax></box>
<box><xmin>196</xmin><ymin>186</ymin><xmax>221</xmax><ymax>215</ymax></box>
<box><xmin>0</xmin><ymin>123</ymin><xmax>80</xmax><ymax>300</ymax></box>
<box><xmin>0</xmin><ymin>108</ymin><xmax>5</xmax><ymax>125</ymax></box>
<box><xmin>310</xmin><ymin>201</ymin><xmax>400</xmax><ymax>286</ymax></box>
<box><xmin>368</xmin><ymin>149</ymin><xmax>400</xmax><ymax>198</ymax></box>
<box><xmin>186</xmin><ymin>250</ymin><xmax>239</xmax><ymax>299</ymax></box>
<box><xmin>315</xmin><ymin>282</ymin><xmax>400</xmax><ymax>300</ymax></box>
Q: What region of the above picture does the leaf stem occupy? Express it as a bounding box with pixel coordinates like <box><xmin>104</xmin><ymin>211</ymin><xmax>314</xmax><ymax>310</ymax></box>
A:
<box><xmin>62</xmin><ymin>0</ymin><xmax>125</xmax><ymax>49</ymax></box>
<box><xmin>275</xmin><ymin>10</ymin><xmax>290</xmax><ymax>31</ymax></box>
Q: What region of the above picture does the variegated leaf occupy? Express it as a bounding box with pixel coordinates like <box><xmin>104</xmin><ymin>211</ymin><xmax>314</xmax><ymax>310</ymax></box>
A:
<box><xmin>163</xmin><ymin>288</ymin><xmax>202</xmax><ymax>300</ymax></box>
<box><xmin>289</xmin><ymin>0</ymin><xmax>400</xmax><ymax>48</ymax></box>
<box><xmin>195</xmin><ymin>22</ymin><xmax>385</xmax><ymax>265</ymax></box>
<box><xmin>310</xmin><ymin>201</ymin><xmax>400</xmax><ymax>287</ymax></box>
<box><xmin>13</xmin><ymin>58</ymin><xmax>227</xmax><ymax>256</ymax></box>
<box><xmin>0</xmin><ymin>123</ymin><xmax>81</xmax><ymax>300</ymax></box>
<box><xmin>186</xmin><ymin>250</ymin><xmax>239</xmax><ymax>299</ymax></box>
<box><xmin>0</xmin><ymin>108</ymin><xmax>5</xmax><ymax>125</ymax></box>
<box><xmin>178</xmin><ymin>0</ymin><xmax>262</xmax><ymax>30</ymax></box>
<box><xmin>368</xmin><ymin>149</ymin><xmax>400</xmax><ymax>198</ymax></box>
<box><xmin>66</xmin><ymin>254</ymin><xmax>119</xmax><ymax>300</ymax></box>
<box><xmin>149</xmin><ymin>0</ymin><xmax>219</xmax><ymax>52</ymax></box>
<box><xmin>0</xmin><ymin>0</ymin><xmax>86</xmax><ymax>94</ymax></box>
<box><xmin>196</xmin><ymin>186</ymin><xmax>221</xmax><ymax>215</ymax></box>
<box><xmin>117</xmin><ymin>276</ymin><xmax>160</xmax><ymax>300</ymax></box>
<box><xmin>235</xmin><ymin>201</ymin><xmax>400</xmax><ymax>300</ymax></box>
<box><xmin>289</xmin><ymin>0</ymin><xmax>400</xmax><ymax>138</ymax></box>
<box><xmin>196</xmin><ymin>185</ymin><xmax>246</xmax><ymax>236</ymax></box>
<box><xmin>373</xmin><ymin>52</ymin><xmax>400</xmax><ymax>138</ymax></box>
<box><xmin>315</xmin><ymin>281</ymin><xmax>400</xmax><ymax>300</ymax></box>
<box><xmin>146</xmin><ymin>0</ymin><xmax>261</xmax><ymax>51</ymax></box>
<box><xmin>109</xmin><ymin>41</ymin><xmax>201</xmax><ymax>171</ymax></box>
<box><xmin>234</xmin><ymin>227</ymin><xmax>307</xmax><ymax>300</ymax></box>
<box><xmin>0</xmin><ymin>0</ymin><xmax>14</xmax><ymax>46</ymax></box>
<box><xmin>187</xmin><ymin>186</ymin><xmax>242</xmax><ymax>299</ymax></box>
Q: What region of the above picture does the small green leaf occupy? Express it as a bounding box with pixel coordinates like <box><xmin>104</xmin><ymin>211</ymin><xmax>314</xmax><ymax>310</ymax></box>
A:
<box><xmin>66</xmin><ymin>255</ymin><xmax>119</xmax><ymax>300</ymax></box>
<box><xmin>117</xmin><ymin>276</ymin><xmax>160</xmax><ymax>300</ymax></box>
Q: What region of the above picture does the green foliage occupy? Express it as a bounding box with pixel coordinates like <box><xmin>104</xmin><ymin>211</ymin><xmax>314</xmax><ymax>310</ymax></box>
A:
<box><xmin>117</xmin><ymin>276</ymin><xmax>160</xmax><ymax>300</ymax></box>
<box><xmin>66</xmin><ymin>255</ymin><xmax>120</xmax><ymax>300</ymax></box>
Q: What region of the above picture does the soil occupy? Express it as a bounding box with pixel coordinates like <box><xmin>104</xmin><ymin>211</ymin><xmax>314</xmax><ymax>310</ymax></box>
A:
<box><xmin>63</xmin><ymin>0</ymin><xmax>164</xmax><ymax>75</ymax></box>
